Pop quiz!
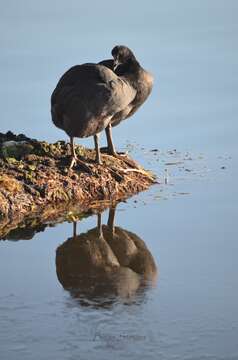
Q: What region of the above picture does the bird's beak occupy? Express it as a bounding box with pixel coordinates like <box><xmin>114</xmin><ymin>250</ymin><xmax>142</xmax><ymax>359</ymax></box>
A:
<box><xmin>113</xmin><ymin>59</ymin><xmax>119</xmax><ymax>71</ymax></box>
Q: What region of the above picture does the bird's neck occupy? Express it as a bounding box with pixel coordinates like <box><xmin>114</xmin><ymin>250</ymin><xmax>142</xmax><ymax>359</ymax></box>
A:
<box><xmin>116</xmin><ymin>59</ymin><xmax>141</xmax><ymax>85</ymax></box>
<box><xmin>116</xmin><ymin>57</ymin><xmax>139</xmax><ymax>73</ymax></box>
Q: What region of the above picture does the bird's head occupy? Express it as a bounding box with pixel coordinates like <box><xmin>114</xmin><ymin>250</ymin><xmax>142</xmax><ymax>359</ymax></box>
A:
<box><xmin>111</xmin><ymin>45</ymin><xmax>138</xmax><ymax>71</ymax></box>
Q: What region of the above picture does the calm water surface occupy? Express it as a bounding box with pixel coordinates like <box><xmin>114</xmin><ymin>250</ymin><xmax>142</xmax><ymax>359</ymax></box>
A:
<box><xmin>0</xmin><ymin>1</ymin><xmax>238</xmax><ymax>359</ymax></box>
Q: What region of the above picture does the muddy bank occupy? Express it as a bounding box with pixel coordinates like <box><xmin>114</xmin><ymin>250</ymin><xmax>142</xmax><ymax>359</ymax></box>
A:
<box><xmin>0</xmin><ymin>131</ymin><xmax>155</xmax><ymax>233</ymax></box>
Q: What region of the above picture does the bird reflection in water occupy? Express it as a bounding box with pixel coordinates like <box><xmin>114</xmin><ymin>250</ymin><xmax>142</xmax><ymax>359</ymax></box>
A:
<box><xmin>56</xmin><ymin>207</ymin><xmax>157</xmax><ymax>307</ymax></box>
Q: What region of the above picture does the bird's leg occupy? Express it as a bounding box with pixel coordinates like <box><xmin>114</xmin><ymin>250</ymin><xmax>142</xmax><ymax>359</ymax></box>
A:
<box><xmin>73</xmin><ymin>221</ymin><xmax>77</xmax><ymax>237</ymax></box>
<box><xmin>105</xmin><ymin>123</ymin><xmax>117</xmax><ymax>156</ymax></box>
<box><xmin>97</xmin><ymin>213</ymin><xmax>103</xmax><ymax>239</ymax></box>
<box><xmin>94</xmin><ymin>133</ymin><xmax>102</xmax><ymax>165</ymax></box>
<box><xmin>105</xmin><ymin>123</ymin><xmax>139</xmax><ymax>169</ymax></box>
<box><xmin>105</xmin><ymin>123</ymin><xmax>129</xmax><ymax>157</ymax></box>
<box><xmin>107</xmin><ymin>207</ymin><xmax>116</xmax><ymax>237</ymax></box>
<box><xmin>69</xmin><ymin>136</ymin><xmax>92</xmax><ymax>173</ymax></box>
<box><xmin>69</xmin><ymin>136</ymin><xmax>77</xmax><ymax>169</ymax></box>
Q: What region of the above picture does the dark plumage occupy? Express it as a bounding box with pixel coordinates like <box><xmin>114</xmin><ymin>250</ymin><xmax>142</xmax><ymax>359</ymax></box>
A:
<box><xmin>51</xmin><ymin>45</ymin><xmax>153</xmax><ymax>169</ymax></box>
<box><xmin>51</xmin><ymin>61</ymin><xmax>136</xmax><ymax>169</ymax></box>
<box><xmin>99</xmin><ymin>46</ymin><xmax>154</xmax><ymax>156</ymax></box>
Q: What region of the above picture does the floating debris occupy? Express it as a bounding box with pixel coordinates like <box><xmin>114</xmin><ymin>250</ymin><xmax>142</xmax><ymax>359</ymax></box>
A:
<box><xmin>165</xmin><ymin>161</ymin><xmax>184</xmax><ymax>166</ymax></box>
<box><xmin>150</xmin><ymin>149</ymin><xmax>159</xmax><ymax>152</ymax></box>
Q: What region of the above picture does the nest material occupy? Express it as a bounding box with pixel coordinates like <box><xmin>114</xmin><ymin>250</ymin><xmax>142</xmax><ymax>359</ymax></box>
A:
<box><xmin>0</xmin><ymin>131</ymin><xmax>156</xmax><ymax>232</ymax></box>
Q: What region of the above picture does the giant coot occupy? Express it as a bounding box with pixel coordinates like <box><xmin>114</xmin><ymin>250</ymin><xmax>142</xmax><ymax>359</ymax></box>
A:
<box><xmin>51</xmin><ymin>45</ymin><xmax>153</xmax><ymax>170</ymax></box>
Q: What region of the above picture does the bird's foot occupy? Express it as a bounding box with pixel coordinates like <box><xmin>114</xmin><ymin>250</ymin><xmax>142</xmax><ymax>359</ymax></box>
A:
<box><xmin>95</xmin><ymin>155</ymin><xmax>102</xmax><ymax>166</ymax></box>
<box><xmin>69</xmin><ymin>156</ymin><xmax>92</xmax><ymax>174</ymax></box>
<box><xmin>69</xmin><ymin>156</ymin><xmax>77</xmax><ymax>170</ymax></box>
<box><xmin>100</xmin><ymin>147</ymin><xmax>126</xmax><ymax>157</ymax></box>
<box><xmin>100</xmin><ymin>146</ymin><xmax>112</xmax><ymax>154</ymax></box>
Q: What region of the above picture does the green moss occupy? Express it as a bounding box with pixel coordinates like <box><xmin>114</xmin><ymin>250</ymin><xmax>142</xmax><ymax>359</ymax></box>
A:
<box><xmin>1</xmin><ymin>141</ymin><xmax>34</xmax><ymax>160</ymax></box>
<box><xmin>6</xmin><ymin>157</ymin><xmax>18</xmax><ymax>164</ymax></box>
<box><xmin>75</xmin><ymin>145</ymin><xmax>87</xmax><ymax>157</ymax></box>
<box><xmin>24</xmin><ymin>172</ymin><xmax>34</xmax><ymax>182</ymax></box>
<box><xmin>28</xmin><ymin>165</ymin><xmax>36</xmax><ymax>171</ymax></box>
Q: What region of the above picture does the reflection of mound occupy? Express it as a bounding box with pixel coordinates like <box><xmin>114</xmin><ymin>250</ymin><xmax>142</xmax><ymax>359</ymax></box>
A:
<box><xmin>56</xmin><ymin>218</ymin><xmax>157</xmax><ymax>307</ymax></box>
<box><xmin>2</xmin><ymin>224</ymin><xmax>47</xmax><ymax>241</ymax></box>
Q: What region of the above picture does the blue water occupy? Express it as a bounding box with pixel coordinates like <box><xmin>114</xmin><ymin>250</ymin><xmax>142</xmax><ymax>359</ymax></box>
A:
<box><xmin>0</xmin><ymin>1</ymin><xmax>238</xmax><ymax>359</ymax></box>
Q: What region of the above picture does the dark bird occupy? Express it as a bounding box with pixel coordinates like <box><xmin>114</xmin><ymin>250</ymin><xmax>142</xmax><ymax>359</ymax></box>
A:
<box><xmin>51</xmin><ymin>47</ymin><xmax>136</xmax><ymax>170</ymax></box>
<box><xmin>99</xmin><ymin>46</ymin><xmax>154</xmax><ymax>157</ymax></box>
<box><xmin>51</xmin><ymin>46</ymin><xmax>153</xmax><ymax>170</ymax></box>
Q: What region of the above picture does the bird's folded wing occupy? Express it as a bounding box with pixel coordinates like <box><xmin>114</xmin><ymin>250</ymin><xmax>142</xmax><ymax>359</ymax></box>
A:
<box><xmin>51</xmin><ymin>64</ymin><xmax>136</xmax><ymax>117</ymax></box>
